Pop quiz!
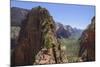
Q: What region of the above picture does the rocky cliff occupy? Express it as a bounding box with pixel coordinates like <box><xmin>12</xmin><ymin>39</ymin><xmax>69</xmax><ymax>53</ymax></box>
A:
<box><xmin>11</xmin><ymin>6</ymin><xmax>66</xmax><ymax>66</ymax></box>
<box><xmin>11</xmin><ymin>7</ymin><xmax>29</xmax><ymax>49</ymax></box>
<box><xmin>79</xmin><ymin>16</ymin><xmax>95</xmax><ymax>61</ymax></box>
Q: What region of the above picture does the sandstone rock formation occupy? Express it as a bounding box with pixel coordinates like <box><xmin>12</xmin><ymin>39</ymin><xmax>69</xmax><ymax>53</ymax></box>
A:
<box><xmin>11</xmin><ymin>6</ymin><xmax>65</xmax><ymax>66</ymax></box>
<box><xmin>11</xmin><ymin>7</ymin><xmax>29</xmax><ymax>49</ymax></box>
<box><xmin>79</xmin><ymin>16</ymin><xmax>95</xmax><ymax>61</ymax></box>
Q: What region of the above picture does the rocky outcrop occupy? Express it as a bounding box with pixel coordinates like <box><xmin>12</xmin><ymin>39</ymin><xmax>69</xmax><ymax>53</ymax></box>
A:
<box><xmin>79</xmin><ymin>16</ymin><xmax>95</xmax><ymax>61</ymax></box>
<box><xmin>11</xmin><ymin>6</ymin><xmax>64</xmax><ymax>66</ymax></box>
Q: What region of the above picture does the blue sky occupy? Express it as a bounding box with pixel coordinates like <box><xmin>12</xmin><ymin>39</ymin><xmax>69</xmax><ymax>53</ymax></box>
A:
<box><xmin>11</xmin><ymin>1</ymin><xmax>95</xmax><ymax>29</ymax></box>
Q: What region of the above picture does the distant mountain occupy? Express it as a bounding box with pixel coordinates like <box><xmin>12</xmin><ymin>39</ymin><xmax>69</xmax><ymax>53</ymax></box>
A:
<box><xmin>11</xmin><ymin>7</ymin><xmax>29</xmax><ymax>26</ymax></box>
<box><xmin>56</xmin><ymin>23</ymin><xmax>71</xmax><ymax>38</ymax></box>
<box><xmin>56</xmin><ymin>22</ymin><xmax>83</xmax><ymax>39</ymax></box>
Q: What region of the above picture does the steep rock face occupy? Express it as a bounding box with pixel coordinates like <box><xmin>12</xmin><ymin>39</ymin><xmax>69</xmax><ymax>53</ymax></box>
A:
<box><xmin>11</xmin><ymin>7</ymin><xmax>29</xmax><ymax>49</ymax></box>
<box><xmin>79</xmin><ymin>16</ymin><xmax>95</xmax><ymax>61</ymax></box>
<box><xmin>11</xmin><ymin>6</ymin><xmax>63</xmax><ymax>66</ymax></box>
<box><xmin>11</xmin><ymin>26</ymin><xmax>21</xmax><ymax>49</ymax></box>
